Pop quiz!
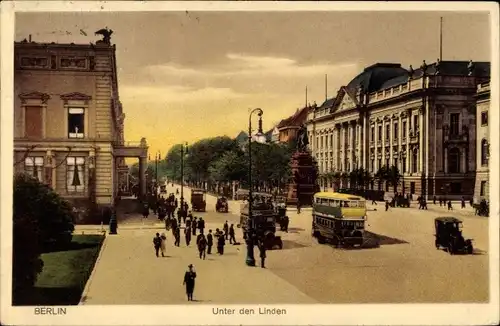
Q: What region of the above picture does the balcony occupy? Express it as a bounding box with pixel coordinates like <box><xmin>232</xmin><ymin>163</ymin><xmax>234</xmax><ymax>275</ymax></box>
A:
<box><xmin>113</xmin><ymin>140</ymin><xmax>148</xmax><ymax>158</ymax></box>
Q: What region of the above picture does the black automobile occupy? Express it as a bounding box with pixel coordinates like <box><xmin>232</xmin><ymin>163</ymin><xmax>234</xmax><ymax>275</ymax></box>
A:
<box><xmin>434</xmin><ymin>217</ymin><xmax>474</xmax><ymax>255</ymax></box>
<box><xmin>216</xmin><ymin>197</ymin><xmax>229</xmax><ymax>213</ymax></box>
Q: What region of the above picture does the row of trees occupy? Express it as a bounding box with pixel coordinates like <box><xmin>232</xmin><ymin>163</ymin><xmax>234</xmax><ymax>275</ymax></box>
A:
<box><xmin>320</xmin><ymin>165</ymin><xmax>403</xmax><ymax>192</ymax></box>
<box><xmin>13</xmin><ymin>174</ymin><xmax>75</xmax><ymax>304</ymax></box>
<box><xmin>162</xmin><ymin>136</ymin><xmax>296</xmax><ymax>192</ymax></box>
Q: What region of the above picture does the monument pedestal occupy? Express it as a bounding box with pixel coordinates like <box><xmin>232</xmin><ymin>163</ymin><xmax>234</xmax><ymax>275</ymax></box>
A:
<box><xmin>286</xmin><ymin>151</ymin><xmax>318</xmax><ymax>206</ymax></box>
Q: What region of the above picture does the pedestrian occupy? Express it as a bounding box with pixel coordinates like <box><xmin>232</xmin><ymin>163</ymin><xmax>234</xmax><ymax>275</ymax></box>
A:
<box><xmin>469</xmin><ymin>198</ymin><xmax>474</xmax><ymax>207</ymax></box>
<box><xmin>198</xmin><ymin>217</ymin><xmax>205</xmax><ymax>235</ymax></box>
<box><xmin>186</xmin><ymin>216</ymin><xmax>192</xmax><ymax>229</ymax></box>
<box><xmin>229</xmin><ymin>224</ymin><xmax>236</xmax><ymax>244</ymax></box>
<box><xmin>153</xmin><ymin>232</ymin><xmax>162</xmax><ymax>257</ymax></box>
<box><xmin>197</xmin><ymin>233</ymin><xmax>207</xmax><ymax>260</ymax></box>
<box><xmin>142</xmin><ymin>201</ymin><xmax>150</xmax><ymax>218</ymax></box>
<box><xmin>283</xmin><ymin>215</ymin><xmax>289</xmax><ymax>233</ymax></box>
<box><xmin>259</xmin><ymin>241</ymin><xmax>266</xmax><ymax>268</ymax></box>
<box><xmin>223</xmin><ymin>221</ymin><xmax>229</xmax><ymax>240</ymax></box>
<box><xmin>207</xmin><ymin>229</ymin><xmax>213</xmax><ymax>254</ymax></box>
<box><xmin>192</xmin><ymin>217</ymin><xmax>198</xmax><ymax>236</ymax></box>
<box><xmin>217</xmin><ymin>231</ymin><xmax>225</xmax><ymax>255</ymax></box>
<box><xmin>297</xmin><ymin>202</ymin><xmax>301</xmax><ymax>214</ymax></box>
<box><xmin>160</xmin><ymin>232</ymin><xmax>167</xmax><ymax>257</ymax></box>
<box><xmin>174</xmin><ymin>226</ymin><xmax>181</xmax><ymax>247</ymax></box>
<box><xmin>171</xmin><ymin>217</ymin><xmax>178</xmax><ymax>233</ymax></box>
<box><xmin>185</xmin><ymin>226</ymin><xmax>192</xmax><ymax>246</ymax></box>
<box><xmin>433</xmin><ymin>196</ymin><xmax>437</xmax><ymax>205</ymax></box>
<box><xmin>448</xmin><ymin>200</ymin><xmax>453</xmax><ymax>211</ymax></box>
<box><xmin>385</xmin><ymin>200</ymin><xmax>389</xmax><ymax>211</ymax></box>
<box><xmin>461</xmin><ymin>196</ymin><xmax>466</xmax><ymax>209</ymax></box>
<box><xmin>371</xmin><ymin>198</ymin><xmax>377</xmax><ymax>205</ymax></box>
<box><xmin>183</xmin><ymin>264</ymin><xmax>197</xmax><ymax>301</ymax></box>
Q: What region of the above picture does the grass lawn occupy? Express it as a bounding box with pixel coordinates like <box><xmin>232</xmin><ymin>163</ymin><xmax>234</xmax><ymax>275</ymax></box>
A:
<box><xmin>24</xmin><ymin>234</ymin><xmax>105</xmax><ymax>306</ymax></box>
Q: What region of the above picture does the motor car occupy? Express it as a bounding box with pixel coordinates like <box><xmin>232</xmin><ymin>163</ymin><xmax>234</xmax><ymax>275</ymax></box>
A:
<box><xmin>434</xmin><ymin>216</ymin><xmax>474</xmax><ymax>255</ymax></box>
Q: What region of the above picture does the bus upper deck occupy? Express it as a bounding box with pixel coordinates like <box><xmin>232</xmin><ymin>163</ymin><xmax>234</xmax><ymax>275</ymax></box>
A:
<box><xmin>313</xmin><ymin>192</ymin><xmax>367</xmax><ymax>219</ymax></box>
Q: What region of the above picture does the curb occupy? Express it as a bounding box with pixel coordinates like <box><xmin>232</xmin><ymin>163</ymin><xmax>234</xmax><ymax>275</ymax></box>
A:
<box><xmin>79</xmin><ymin>232</ymin><xmax>109</xmax><ymax>305</ymax></box>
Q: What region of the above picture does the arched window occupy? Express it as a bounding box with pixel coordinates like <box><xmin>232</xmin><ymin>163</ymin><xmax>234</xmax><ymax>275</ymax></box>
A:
<box><xmin>412</xmin><ymin>149</ymin><xmax>418</xmax><ymax>173</ymax></box>
<box><xmin>448</xmin><ymin>148</ymin><xmax>461</xmax><ymax>173</ymax></box>
<box><xmin>481</xmin><ymin>139</ymin><xmax>489</xmax><ymax>166</ymax></box>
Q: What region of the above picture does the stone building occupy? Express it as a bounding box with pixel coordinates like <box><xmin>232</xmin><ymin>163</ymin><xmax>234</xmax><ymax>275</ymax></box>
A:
<box><xmin>307</xmin><ymin>61</ymin><xmax>490</xmax><ymax>199</ymax></box>
<box><xmin>13</xmin><ymin>36</ymin><xmax>148</xmax><ymax>223</ymax></box>
<box><xmin>276</xmin><ymin>106</ymin><xmax>310</xmax><ymax>144</ymax></box>
<box><xmin>473</xmin><ymin>81</ymin><xmax>490</xmax><ymax>202</ymax></box>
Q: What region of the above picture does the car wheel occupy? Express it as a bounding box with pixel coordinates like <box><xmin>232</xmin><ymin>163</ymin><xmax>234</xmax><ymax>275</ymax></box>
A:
<box><xmin>317</xmin><ymin>235</ymin><xmax>326</xmax><ymax>244</ymax></box>
<box><xmin>448</xmin><ymin>243</ymin><xmax>454</xmax><ymax>255</ymax></box>
<box><xmin>467</xmin><ymin>244</ymin><xmax>474</xmax><ymax>255</ymax></box>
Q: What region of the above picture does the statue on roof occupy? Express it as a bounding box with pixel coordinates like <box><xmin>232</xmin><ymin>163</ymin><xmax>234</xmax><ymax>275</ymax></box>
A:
<box><xmin>467</xmin><ymin>60</ymin><xmax>475</xmax><ymax>76</ymax></box>
<box><xmin>296</xmin><ymin>124</ymin><xmax>309</xmax><ymax>153</ymax></box>
<box><xmin>420</xmin><ymin>60</ymin><xmax>428</xmax><ymax>75</ymax></box>
<box><xmin>95</xmin><ymin>27</ymin><xmax>113</xmax><ymax>45</ymax></box>
<box><xmin>408</xmin><ymin>65</ymin><xmax>414</xmax><ymax>79</ymax></box>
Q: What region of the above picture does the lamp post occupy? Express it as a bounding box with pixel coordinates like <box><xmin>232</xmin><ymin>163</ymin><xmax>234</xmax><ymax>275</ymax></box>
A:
<box><xmin>399</xmin><ymin>150</ymin><xmax>405</xmax><ymax>195</ymax></box>
<box><xmin>180</xmin><ymin>143</ymin><xmax>188</xmax><ymax>210</ymax></box>
<box><xmin>246</xmin><ymin>108</ymin><xmax>265</xmax><ymax>267</ymax></box>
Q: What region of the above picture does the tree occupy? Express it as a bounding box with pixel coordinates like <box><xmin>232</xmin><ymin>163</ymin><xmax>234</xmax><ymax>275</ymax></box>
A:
<box><xmin>375</xmin><ymin>166</ymin><xmax>388</xmax><ymax>190</ymax></box>
<box><xmin>386</xmin><ymin>165</ymin><xmax>402</xmax><ymax>192</ymax></box>
<box><xmin>14</xmin><ymin>174</ymin><xmax>75</xmax><ymax>249</ymax></box>
<box><xmin>12</xmin><ymin>213</ymin><xmax>44</xmax><ymax>304</ymax></box>
<box><xmin>208</xmin><ymin>149</ymin><xmax>247</xmax><ymax>183</ymax></box>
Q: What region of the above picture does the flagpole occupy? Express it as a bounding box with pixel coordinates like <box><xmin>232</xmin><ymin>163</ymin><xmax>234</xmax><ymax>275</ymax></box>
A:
<box><xmin>439</xmin><ymin>17</ymin><xmax>443</xmax><ymax>61</ymax></box>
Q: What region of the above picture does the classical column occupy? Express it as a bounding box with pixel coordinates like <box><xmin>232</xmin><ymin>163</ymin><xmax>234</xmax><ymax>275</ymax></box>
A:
<box><xmin>444</xmin><ymin>148</ymin><xmax>448</xmax><ymax>173</ymax></box>
<box><xmin>88</xmin><ymin>150</ymin><xmax>96</xmax><ymax>204</ymax></box>
<box><xmin>361</xmin><ymin>116</ymin><xmax>370</xmax><ymax>170</ymax></box>
<box><xmin>406</xmin><ymin>116</ymin><xmax>410</xmax><ymax>172</ymax></box>
<box><xmin>374</xmin><ymin>120</ymin><xmax>378</xmax><ymax>171</ymax></box>
<box><xmin>389</xmin><ymin>118</ymin><xmax>394</xmax><ymax>165</ymax></box>
<box><xmin>139</xmin><ymin>156</ymin><xmax>147</xmax><ymax>199</ymax></box>
<box><xmin>419</xmin><ymin>110</ymin><xmax>424</xmax><ymax>173</ymax></box>
<box><xmin>351</xmin><ymin>122</ymin><xmax>355</xmax><ymax>171</ymax></box>
<box><xmin>44</xmin><ymin>150</ymin><xmax>55</xmax><ymax>189</ymax></box>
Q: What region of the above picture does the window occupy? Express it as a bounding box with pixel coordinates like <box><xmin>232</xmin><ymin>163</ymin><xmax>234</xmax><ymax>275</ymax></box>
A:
<box><xmin>394</xmin><ymin>123</ymin><xmax>398</xmax><ymax>139</ymax></box>
<box><xmin>68</xmin><ymin>108</ymin><xmax>85</xmax><ymax>138</ymax></box>
<box><xmin>386</xmin><ymin>158</ymin><xmax>390</xmax><ymax>167</ymax></box>
<box><xmin>481</xmin><ymin>112</ymin><xmax>488</xmax><ymax>126</ymax></box>
<box><xmin>25</xmin><ymin>106</ymin><xmax>43</xmax><ymax>138</ymax></box>
<box><xmin>448</xmin><ymin>148</ymin><xmax>461</xmax><ymax>173</ymax></box>
<box><xmin>67</xmin><ymin>157</ymin><xmax>85</xmax><ymax>193</ymax></box>
<box><xmin>402</xmin><ymin>157</ymin><xmax>407</xmax><ymax>173</ymax></box>
<box><xmin>370</xmin><ymin>159</ymin><xmax>374</xmax><ymax>172</ymax></box>
<box><xmin>481</xmin><ymin>139</ymin><xmax>489</xmax><ymax>166</ymax></box>
<box><xmin>330</xmin><ymin>135</ymin><xmax>333</xmax><ymax>147</ymax></box>
<box><xmin>403</xmin><ymin>121</ymin><xmax>407</xmax><ymax>137</ymax></box>
<box><xmin>24</xmin><ymin>157</ymin><xmax>44</xmax><ymax>181</ymax></box>
<box><xmin>378</xmin><ymin>126</ymin><xmax>382</xmax><ymax>141</ymax></box>
<box><xmin>377</xmin><ymin>158</ymin><xmax>382</xmax><ymax>169</ymax></box>
<box><xmin>385</xmin><ymin>124</ymin><xmax>390</xmax><ymax>140</ymax></box>
<box><xmin>371</xmin><ymin>127</ymin><xmax>375</xmax><ymax>141</ymax></box>
<box><xmin>480</xmin><ymin>181</ymin><xmax>487</xmax><ymax>196</ymax></box>
<box><xmin>413</xmin><ymin>115</ymin><xmax>419</xmax><ymax>130</ymax></box>
<box><xmin>450</xmin><ymin>113</ymin><xmax>460</xmax><ymax>136</ymax></box>
<box><xmin>412</xmin><ymin>149</ymin><xmax>418</xmax><ymax>173</ymax></box>
<box><xmin>394</xmin><ymin>158</ymin><xmax>398</xmax><ymax>168</ymax></box>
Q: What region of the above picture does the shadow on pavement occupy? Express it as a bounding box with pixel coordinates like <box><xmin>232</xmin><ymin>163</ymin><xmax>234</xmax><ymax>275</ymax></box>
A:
<box><xmin>281</xmin><ymin>240</ymin><xmax>308</xmax><ymax>250</ymax></box>
<box><xmin>287</xmin><ymin>227</ymin><xmax>305</xmax><ymax>234</ymax></box>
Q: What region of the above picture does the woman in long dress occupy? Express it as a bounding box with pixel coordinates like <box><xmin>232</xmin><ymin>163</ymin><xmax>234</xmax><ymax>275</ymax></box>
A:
<box><xmin>160</xmin><ymin>233</ymin><xmax>167</xmax><ymax>257</ymax></box>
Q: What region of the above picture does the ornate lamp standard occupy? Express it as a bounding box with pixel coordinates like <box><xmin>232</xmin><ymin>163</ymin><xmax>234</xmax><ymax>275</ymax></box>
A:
<box><xmin>246</xmin><ymin>108</ymin><xmax>266</xmax><ymax>267</ymax></box>
<box><xmin>155</xmin><ymin>150</ymin><xmax>161</xmax><ymax>191</ymax></box>
<box><xmin>180</xmin><ymin>143</ymin><xmax>188</xmax><ymax>210</ymax></box>
<box><xmin>399</xmin><ymin>150</ymin><xmax>405</xmax><ymax>195</ymax></box>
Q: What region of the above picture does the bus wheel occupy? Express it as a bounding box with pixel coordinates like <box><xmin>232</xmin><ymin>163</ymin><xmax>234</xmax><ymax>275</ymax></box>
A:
<box><xmin>317</xmin><ymin>235</ymin><xmax>326</xmax><ymax>244</ymax></box>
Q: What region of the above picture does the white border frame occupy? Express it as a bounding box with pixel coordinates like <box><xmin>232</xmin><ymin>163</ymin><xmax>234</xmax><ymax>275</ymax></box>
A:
<box><xmin>1</xmin><ymin>2</ymin><xmax>499</xmax><ymax>326</ymax></box>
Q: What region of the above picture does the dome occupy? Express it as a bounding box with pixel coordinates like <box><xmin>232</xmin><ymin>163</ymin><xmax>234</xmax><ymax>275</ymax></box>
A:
<box><xmin>346</xmin><ymin>63</ymin><xmax>409</xmax><ymax>93</ymax></box>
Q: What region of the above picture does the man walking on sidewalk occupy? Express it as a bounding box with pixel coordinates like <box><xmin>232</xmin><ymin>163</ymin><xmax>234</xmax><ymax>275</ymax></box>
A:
<box><xmin>207</xmin><ymin>229</ymin><xmax>213</xmax><ymax>254</ymax></box>
<box><xmin>153</xmin><ymin>233</ymin><xmax>162</xmax><ymax>257</ymax></box>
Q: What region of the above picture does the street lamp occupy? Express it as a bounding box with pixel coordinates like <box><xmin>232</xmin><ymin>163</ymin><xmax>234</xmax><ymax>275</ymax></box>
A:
<box><xmin>180</xmin><ymin>142</ymin><xmax>188</xmax><ymax>211</ymax></box>
<box><xmin>399</xmin><ymin>150</ymin><xmax>405</xmax><ymax>195</ymax></box>
<box><xmin>246</xmin><ymin>108</ymin><xmax>265</xmax><ymax>267</ymax></box>
<box><xmin>155</xmin><ymin>150</ymin><xmax>161</xmax><ymax>192</ymax></box>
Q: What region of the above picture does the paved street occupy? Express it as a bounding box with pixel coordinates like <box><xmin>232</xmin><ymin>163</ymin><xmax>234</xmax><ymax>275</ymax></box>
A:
<box><xmin>81</xmin><ymin>185</ymin><xmax>489</xmax><ymax>304</ymax></box>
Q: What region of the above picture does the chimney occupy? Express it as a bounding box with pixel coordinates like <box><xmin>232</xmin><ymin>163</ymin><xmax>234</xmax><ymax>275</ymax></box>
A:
<box><xmin>29</xmin><ymin>34</ymin><xmax>32</xmax><ymax>42</ymax></box>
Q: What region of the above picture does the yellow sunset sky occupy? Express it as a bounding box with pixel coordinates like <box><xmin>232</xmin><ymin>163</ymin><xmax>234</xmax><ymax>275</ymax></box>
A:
<box><xmin>15</xmin><ymin>11</ymin><xmax>490</xmax><ymax>159</ymax></box>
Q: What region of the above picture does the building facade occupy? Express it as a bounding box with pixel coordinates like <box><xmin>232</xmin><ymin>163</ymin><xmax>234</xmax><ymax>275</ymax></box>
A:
<box><xmin>473</xmin><ymin>81</ymin><xmax>490</xmax><ymax>202</ymax></box>
<box><xmin>307</xmin><ymin>61</ymin><xmax>490</xmax><ymax>199</ymax></box>
<box><xmin>277</xmin><ymin>106</ymin><xmax>310</xmax><ymax>144</ymax></box>
<box><xmin>14</xmin><ymin>38</ymin><xmax>148</xmax><ymax>223</ymax></box>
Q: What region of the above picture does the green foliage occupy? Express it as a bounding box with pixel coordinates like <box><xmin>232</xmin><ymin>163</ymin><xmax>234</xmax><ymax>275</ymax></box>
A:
<box><xmin>13</xmin><ymin>173</ymin><xmax>76</xmax><ymax>303</ymax></box>
<box><xmin>208</xmin><ymin>149</ymin><xmax>247</xmax><ymax>182</ymax></box>
<box><xmin>375</xmin><ymin>165</ymin><xmax>401</xmax><ymax>191</ymax></box>
<box><xmin>14</xmin><ymin>174</ymin><xmax>75</xmax><ymax>248</ymax></box>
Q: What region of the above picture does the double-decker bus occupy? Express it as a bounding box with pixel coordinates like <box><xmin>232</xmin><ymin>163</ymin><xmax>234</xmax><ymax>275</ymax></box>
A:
<box><xmin>311</xmin><ymin>192</ymin><xmax>367</xmax><ymax>247</ymax></box>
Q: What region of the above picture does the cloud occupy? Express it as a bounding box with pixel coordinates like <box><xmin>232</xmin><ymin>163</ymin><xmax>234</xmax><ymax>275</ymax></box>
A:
<box><xmin>143</xmin><ymin>53</ymin><xmax>359</xmax><ymax>79</ymax></box>
<box><xmin>120</xmin><ymin>85</ymin><xmax>249</xmax><ymax>104</ymax></box>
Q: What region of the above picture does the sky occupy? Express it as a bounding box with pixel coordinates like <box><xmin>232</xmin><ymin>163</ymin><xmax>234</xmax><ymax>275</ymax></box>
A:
<box><xmin>15</xmin><ymin>11</ymin><xmax>490</xmax><ymax>158</ymax></box>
